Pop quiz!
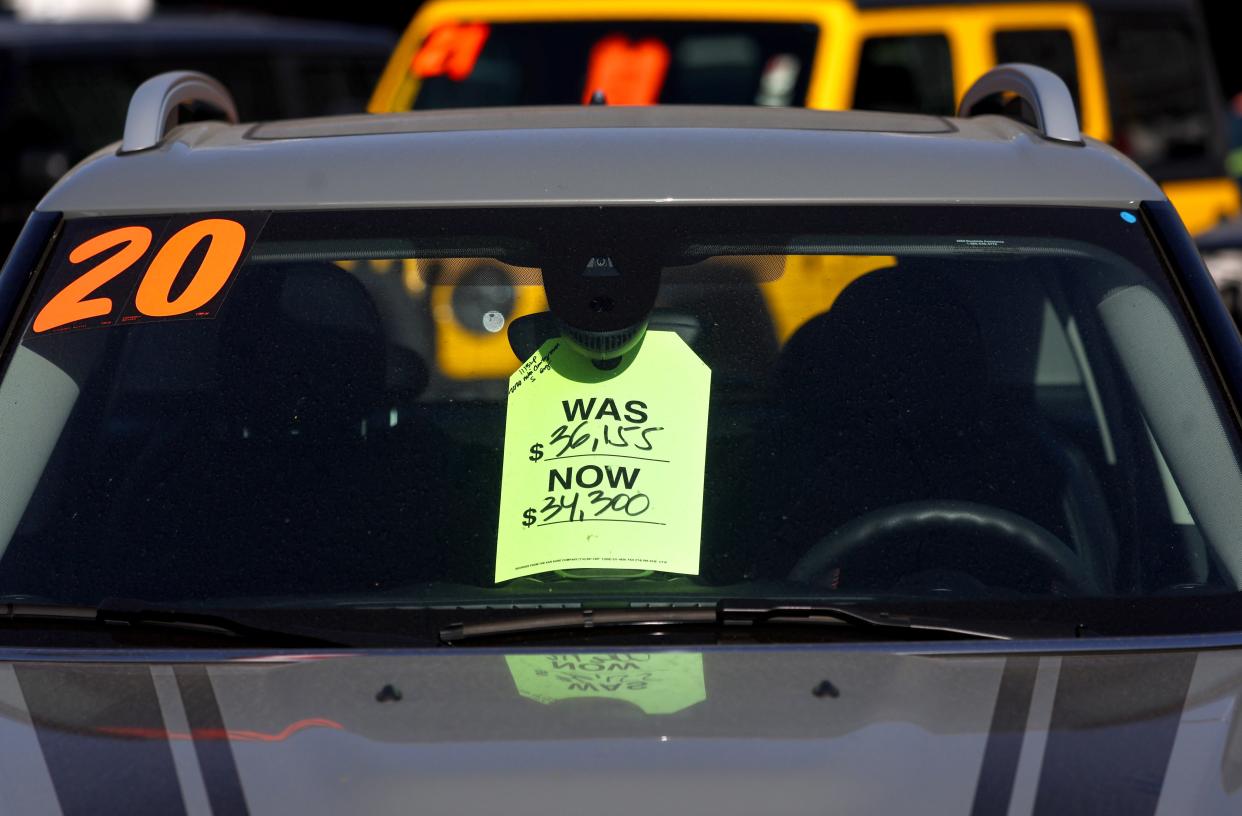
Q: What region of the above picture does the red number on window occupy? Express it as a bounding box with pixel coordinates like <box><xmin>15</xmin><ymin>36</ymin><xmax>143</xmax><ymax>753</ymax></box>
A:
<box><xmin>582</xmin><ymin>35</ymin><xmax>670</xmax><ymax>106</ymax></box>
<box><xmin>412</xmin><ymin>23</ymin><xmax>491</xmax><ymax>81</ymax></box>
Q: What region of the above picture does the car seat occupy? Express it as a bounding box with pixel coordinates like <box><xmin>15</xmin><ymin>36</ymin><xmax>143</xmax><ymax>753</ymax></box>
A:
<box><xmin>94</xmin><ymin>261</ymin><xmax>456</xmax><ymax>601</ymax></box>
<box><xmin>759</xmin><ymin>262</ymin><xmax>1114</xmax><ymax>593</ymax></box>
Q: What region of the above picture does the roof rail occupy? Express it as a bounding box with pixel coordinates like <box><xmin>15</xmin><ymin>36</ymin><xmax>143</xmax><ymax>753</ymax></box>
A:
<box><xmin>120</xmin><ymin>71</ymin><xmax>238</xmax><ymax>154</ymax></box>
<box><xmin>958</xmin><ymin>63</ymin><xmax>1082</xmax><ymax>145</ymax></box>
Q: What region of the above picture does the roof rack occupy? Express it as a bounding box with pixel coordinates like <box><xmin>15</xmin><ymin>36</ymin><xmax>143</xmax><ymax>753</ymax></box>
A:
<box><xmin>958</xmin><ymin>63</ymin><xmax>1083</xmax><ymax>145</ymax></box>
<box><xmin>120</xmin><ymin>71</ymin><xmax>238</xmax><ymax>154</ymax></box>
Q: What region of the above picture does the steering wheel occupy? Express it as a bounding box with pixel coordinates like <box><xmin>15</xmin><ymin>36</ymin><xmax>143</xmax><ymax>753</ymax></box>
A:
<box><xmin>788</xmin><ymin>500</ymin><xmax>1096</xmax><ymax>595</ymax></box>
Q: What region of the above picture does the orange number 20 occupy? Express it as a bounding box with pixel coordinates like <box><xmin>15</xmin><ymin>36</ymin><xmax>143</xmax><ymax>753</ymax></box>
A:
<box><xmin>33</xmin><ymin>219</ymin><xmax>246</xmax><ymax>333</ymax></box>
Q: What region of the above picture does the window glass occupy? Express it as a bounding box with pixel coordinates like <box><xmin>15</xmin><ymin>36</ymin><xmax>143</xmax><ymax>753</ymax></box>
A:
<box><xmin>853</xmin><ymin>35</ymin><xmax>954</xmax><ymax>115</ymax></box>
<box><xmin>1</xmin><ymin>206</ymin><xmax>1239</xmax><ymax>620</ymax></box>
<box><xmin>1093</xmin><ymin>11</ymin><xmax>1225</xmax><ymax>180</ymax></box>
<box><xmin>412</xmin><ymin>22</ymin><xmax>818</xmax><ymax>108</ymax></box>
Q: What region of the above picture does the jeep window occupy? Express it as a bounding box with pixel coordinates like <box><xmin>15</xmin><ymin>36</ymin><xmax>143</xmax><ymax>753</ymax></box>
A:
<box><xmin>992</xmin><ymin>28</ymin><xmax>1081</xmax><ymax>115</ymax></box>
<box><xmin>1</xmin><ymin>205</ymin><xmax>1240</xmax><ymax>635</ymax></box>
<box><xmin>1093</xmin><ymin>10</ymin><xmax>1225</xmax><ymax>181</ymax></box>
<box><xmin>853</xmin><ymin>35</ymin><xmax>954</xmax><ymax>116</ymax></box>
<box><xmin>411</xmin><ymin>22</ymin><xmax>818</xmax><ymax>108</ymax></box>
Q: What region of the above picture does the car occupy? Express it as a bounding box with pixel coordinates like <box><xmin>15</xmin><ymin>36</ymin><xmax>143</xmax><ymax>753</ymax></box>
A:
<box><xmin>0</xmin><ymin>14</ymin><xmax>395</xmax><ymax>250</ymax></box>
<box><xmin>1200</xmin><ymin>98</ymin><xmax>1242</xmax><ymax>328</ymax></box>
<box><xmin>1228</xmin><ymin>93</ymin><xmax>1242</xmax><ymax>181</ymax></box>
<box><xmin>370</xmin><ymin>0</ymin><xmax>1238</xmax><ymax>237</ymax></box>
<box><xmin>1194</xmin><ymin>218</ymin><xmax>1242</xmax><ymax>329</ymax></box>
<box><xmin>2</xmin><ymin>65</ymin><xmax>1242</xmax><ymax>813</ymax></box>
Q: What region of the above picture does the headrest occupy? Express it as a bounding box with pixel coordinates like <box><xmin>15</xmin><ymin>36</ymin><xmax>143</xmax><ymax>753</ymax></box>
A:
<box><xmin>777</xmin><ymin>264</ymin><xmax>989</xmax><ymax>431</ymax></box>
<box><xmin>218</xmin><ymin>262</ymin><xmax>387</xmax><ymax>437</ymax></box>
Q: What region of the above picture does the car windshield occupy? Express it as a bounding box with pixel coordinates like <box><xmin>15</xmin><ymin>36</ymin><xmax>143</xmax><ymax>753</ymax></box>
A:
<box><xmin>1</xmin><ymin>205</ymin><xmax>1240</xmax><ymax>627</ymax></box>
<box><xmin>408</xmin><ymin>22</ymin><xmax>818</xmax><ymax>109</ymax></box>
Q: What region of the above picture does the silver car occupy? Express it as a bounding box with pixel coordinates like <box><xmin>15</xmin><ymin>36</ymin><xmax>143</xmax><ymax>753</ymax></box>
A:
<box><xmin>1</xmin><ymin>65</ymin><xmax>1241</xmax><ymax>814</ymax></box>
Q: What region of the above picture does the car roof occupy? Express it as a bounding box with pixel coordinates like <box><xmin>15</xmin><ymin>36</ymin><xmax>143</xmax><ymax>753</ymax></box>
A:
<box><xmin>38</xmin><ymin>105</ymin><xmax>1163</xmax><ymax>216</ymax></box>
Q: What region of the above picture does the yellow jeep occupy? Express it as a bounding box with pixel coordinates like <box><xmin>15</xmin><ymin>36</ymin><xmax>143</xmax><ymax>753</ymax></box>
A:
<box><xmin>370</xmin><ymin>0</ymin><xmax>1237</xmax><ymax>378</ymax></box>
<box><xmin>373</xmin><ymin>0</ymin><xmax>1235</xmax><ymax>233</ymax></box>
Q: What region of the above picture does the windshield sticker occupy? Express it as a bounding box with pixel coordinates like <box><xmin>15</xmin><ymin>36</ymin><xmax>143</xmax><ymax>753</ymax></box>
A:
<box><xmin>496</xmin><ymin>330</ymin><xmax>710</xmax><ymax>582</ymax></box>
<box><xmin>30</xmin><ymin>213</ymin><xmax>266</xmax><ymax>334</ymax></box>
<box><xmin>506</xmin><ymin>652</ymin><xmax>706</xmax><ymax>715</ymax></box>
<box><xmin>581</xmin><ymin>35</ymin><xmax>670</xmax><ymax>105</ymax></box>
<box><xmin>412</xmin><ymin>22</ymin><xmax>491</xmax><ymax>81</ymax></box>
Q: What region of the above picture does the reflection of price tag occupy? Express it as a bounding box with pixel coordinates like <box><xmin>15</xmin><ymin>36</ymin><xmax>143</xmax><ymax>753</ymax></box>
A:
<box><xmin>496</xmin><ymin>331</ymin><xmax>710</xmax><ymax>582</ymax></box>
<box><xmin>505</xmin><ymin>653</ymin><xmax>706</xmax><ymax>715</ymax></box>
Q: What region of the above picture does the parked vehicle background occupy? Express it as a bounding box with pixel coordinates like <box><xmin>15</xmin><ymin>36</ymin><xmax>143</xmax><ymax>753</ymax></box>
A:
<box><xmin>0</xmin><ymin>13</ymin><xmax>394</xmax><ymax>248</ymax></box>
<box><xmin>369</xmin><ymin>0</ymin><xmax>1237</xmax><ymax>238</ymax></box>
<box><xmin>6</xmin><ymin>0</ymin><xmax>1240</xmax><ymax>248</ymax></box>
<box><xmin>360</xmin><ymin>0</ymin><xmax>1242</xmax><ymax>373</ymax></box>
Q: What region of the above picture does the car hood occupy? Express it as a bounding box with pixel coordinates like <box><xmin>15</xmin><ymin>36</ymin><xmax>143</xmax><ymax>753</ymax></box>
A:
<box><xmin>1</xmin><ymin>644</ymin><xmax>1240</xmax><ymax>815</ymax></box>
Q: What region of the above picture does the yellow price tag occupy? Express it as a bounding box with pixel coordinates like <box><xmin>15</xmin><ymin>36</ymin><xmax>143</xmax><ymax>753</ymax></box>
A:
<box><xmin>496</xmin><ymin>330</ymin><xmax>711</xmax><ymax>582</ymax></box>
<box><xmin>506</xmin><ymin>652</ymin><xmax>706</xmax><ymax>715</ymax></box>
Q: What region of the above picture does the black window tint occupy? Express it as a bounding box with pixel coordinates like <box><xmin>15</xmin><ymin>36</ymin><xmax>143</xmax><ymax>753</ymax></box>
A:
<box><xmin>4</xmin><ymin>206</ymin><xmax>1240</xmax><ymax>612</ymax></box>
<box><xmin>852</xmin><ymin>35</ymin><xmax>954</xmax><ymax>116</ymax></box>
<box><xmin>993</xmin><ymin>28</ymin><xmax>1081</xmax><ymax>114</ymax></box>
<box><xmin>413</xmin><ymin>22</ymin><xmax>818</xmax><ymax>109</ymax></box>
<box><xmin>1093</xmin><ymin>10</ymin><xmax>1225</xmax><ymax>181</ymax></box>
<box><xmin>280</xmin><ymin>52</ymin><xmax>389</xmax><ymax>117</ymax></box>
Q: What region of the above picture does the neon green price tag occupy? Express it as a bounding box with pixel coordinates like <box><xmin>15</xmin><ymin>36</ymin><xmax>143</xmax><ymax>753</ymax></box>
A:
<box><xmin>496</xmin><ymin>330</ymin><xmax>711</xmax><ymax>582</ymax></box>
<box><xmin>505</xmin><ymin>652</ymin><xmax>706</xmax><ymax>715</ymax></box>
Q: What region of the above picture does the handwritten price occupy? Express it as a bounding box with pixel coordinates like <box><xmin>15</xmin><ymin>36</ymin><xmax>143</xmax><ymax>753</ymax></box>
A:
<box><xmin>547</xmin><ymin>422</ymin><xmax>663</xmax><ymax>458</ymax></box>
<box><xmin>521</xmin><ymin>491</ymin><xmax>651</xmax><ymax>527</ymax></box>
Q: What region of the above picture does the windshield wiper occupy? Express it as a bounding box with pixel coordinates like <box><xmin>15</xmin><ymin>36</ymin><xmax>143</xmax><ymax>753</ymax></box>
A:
<box><xmin>0</xmin><ymin>600</ymin><xmax>344</xmax><ymax>646</ymax></box>
<box><xmin>439</xmin><ymin>599</ymin><xmax>1021</xmax><ymax>644</ymax></box>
